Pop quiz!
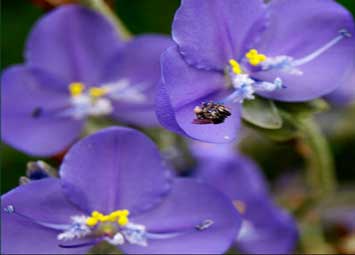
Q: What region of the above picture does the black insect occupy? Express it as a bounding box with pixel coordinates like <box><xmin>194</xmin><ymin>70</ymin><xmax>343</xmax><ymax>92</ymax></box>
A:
<box><xmin>193</xmin><ymin>101</ymin><xmax>231</xmax><ymax>125</ymax></box>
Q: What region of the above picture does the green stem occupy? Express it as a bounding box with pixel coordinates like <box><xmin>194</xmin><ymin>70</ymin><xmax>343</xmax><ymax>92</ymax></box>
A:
<box><xmin>79</xmin><ymin>0</ymin><xmax>132</xmax><ymax>40</ymax></box>
<box><xmin>297</xmin><ymin>117</ymin><xmax>336</xmax><ymax>199</ymax></box>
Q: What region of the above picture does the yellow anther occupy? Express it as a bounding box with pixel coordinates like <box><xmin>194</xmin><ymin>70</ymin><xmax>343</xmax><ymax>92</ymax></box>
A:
<box><xmin>91</xmin><ymin>211</ymin><xmax>104</xmax><ymax>220</ymax></box>
<box><xmin>246</xmin><ymin>49</ymin><xmax>258</xmax><ymax>58</ymax></box>
<box><xmin>118</xmin><ymin>216</ymin><xmax>129</xmax><ymax>226</ymax></box>
<box><xmin>245</xmin><ymin>49</ymin><xmax>267</xmax><ymax>66</ymax></box>
<box><xmin>229</xmin><ymin>59</ymin><xmax>242</xmax><ymax>74</ymax></box>
<box><xmin>89</xmin><ymin>87</ymin><xmax>108</xmax><ymax>98</ymax></box>
<box><xmin>86</xmin><ymin>217</ymin><xmax>98</xmax><ymax>227</ymax></box>
<box><xmin>69</xmin><ymin>82</ymin><xmax>85</xmax><ymax>97</ymax></box>
<box><xmin>101</xmin><ymin>215</ymin><xmax>111</xmax><ymax>222</ymax></box>
<box><xmin>121</xmin><ymin>210</ymin><xmax>130</xmax><ymax>216</ymax></box>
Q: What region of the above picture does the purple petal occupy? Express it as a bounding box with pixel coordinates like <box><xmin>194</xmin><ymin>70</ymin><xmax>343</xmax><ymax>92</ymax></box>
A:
<box><xmin>193</xmin><ymin>145</ymin><xmax>298</xmax><ymax>253</ymax></box>
<box><xmin>158</xmin><ymin>47</ymin><xmax>240</xmax><ymax>143</ymax></box>
<box><xmin>193</xmin><ymin>146</ymin><xmax>268</xmax><ymax>200</ymax></box>
<box><xmin>59</xmin><ymin>127</ymin><xmax>171</xmax><ymax>215</ymax></box>
<box><xmin>100</xmin><ymin>35</ymin><xmax>173</xmax><ymax>126</ymax></box>
<box><xmin>325</xmin><ymin>69</ymin><xmax>355</xmax><ymax>106</ymax></box>
<box><xmin>1</xmin><ymin>178</ymin><xmax>88</xmax><ymax>254</ymax></box>
<box><xmin>122</xmin><ymin>178</ymin><xmax>241</xmax><ymax>254</ymax></box>
<box><xmin>236</xmin><ymin>198</ymin><xmax>298</xmax><ymax>254</ymax></box>
<box><xmin>175</xmin><ymin>99</ymin><xmax>241</xmax><ymax>143</ymax></box>
<box><xmin>173</xmin><ymin>0</ymin><xmax>268</xmax><ymax>70</ymax></box>
<box><xmin>26</xmin><ymin>5</ymin><xmax>123</xmax><ymax>85</ymax></box>
<box><xmin>1</xmin><ymin>66</ymin><xmax>83</xmax><ymax>156</ymax></box>
<box><xmin>253</xmin><ymin>0</ymin><xmax>355</xmax><ymax>101</ymax></box>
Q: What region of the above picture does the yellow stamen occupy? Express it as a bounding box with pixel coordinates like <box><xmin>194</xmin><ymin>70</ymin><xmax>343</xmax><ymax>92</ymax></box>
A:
<box><xmin>86</xmin><ymin>217</ymin><xmax>98</xmax><ymax>227</ymax></box>
<box><xmin>89</xmin><ymin>87</ymin><xmax>108</xmax><ymax>98</ymax></box>
<box><xmin>118</xmin><ymin>216</ymin><xmax>129</xmax><ymax>226</ymax></box>
<box><xmin>69</xmin><ymin>82</ymin><xmax>85</xmax><ymax>97</ymax></box>
<box><xmin>229</xmin><ymin>59</ymin><xmax>242</xmax><ymax>74</ymax></box>
<box><xmin>245</xmin><ymin>49</ymin><xmax>267</xmax><ymax>66</ymax></box>
<box><xmin>86</xmin><ymin>209</ymin><xmax>131</xmax><ymax>227</ymax></box>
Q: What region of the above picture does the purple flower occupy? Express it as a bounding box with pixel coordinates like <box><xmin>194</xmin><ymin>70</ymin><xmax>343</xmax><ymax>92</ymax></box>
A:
<box><xmin>325</xmin><ymin>70</ymin><xmax>355</xmax><ymax>106</ymax></box>
<box><xmin>157</xmin><ymin>0</ymin><xmax>355</xmax><ymax>143</ymax></box>
<box><xmin>1</xmin><ymin>127</ymin><xmax>241</xmax><ymax>254</ymax></box>
<box><xmin>190</xmin><ymin>142</ymin><xmax>298</xmax><ymax>254</ymax></box>
<box><xmin>1</xmin><ymin>5</ymin><xmax>173</xmax><ymax>156</ymax></box>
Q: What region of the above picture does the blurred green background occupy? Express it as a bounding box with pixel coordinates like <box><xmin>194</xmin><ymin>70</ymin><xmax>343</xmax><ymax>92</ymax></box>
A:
<box><xmin>1</xmin><ymin>0</ymin><xmax>355</xmax><ymax>194</ymax></box>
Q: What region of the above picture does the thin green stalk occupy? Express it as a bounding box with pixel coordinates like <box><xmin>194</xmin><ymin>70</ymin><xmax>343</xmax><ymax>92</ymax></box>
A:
<box><xmin>297</xmin><ymin>117</ymin><xmax>336</xmax><ymax>199</ymax></box>
<box><xmin>79</xmin><ymin>0</ymin><xmax>132</xmax><ymax>40</ymax></box>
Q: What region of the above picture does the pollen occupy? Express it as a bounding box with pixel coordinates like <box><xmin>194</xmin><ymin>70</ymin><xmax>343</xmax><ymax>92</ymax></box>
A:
<box><xmin>229</xmin><ymin>59</ymin><xmax>242</xmax><ymax>74</ymax></box>
<box><xmin>86</xmin><ymin>209</ymin><xmax>130</xmax><ymax>227</ymax></box>
<box><xmin>89</xmin><ymin>87</ymin><xmax>108</xmax><ymax>98</ymax></box>
<box><xmin>246</xmin><ymin>49</ymin><xmax>267</xmax><ymax>66</ymax></box>
<box><xmin>86</xmin><ymin>217</ymin><xmax>98</xmax><ymax>227</ymax></box>
<box><xmin>118</xmin><ymin>216</ymin><xmax>129</xmax><ymax>226</ymax></box>
<box><xmin>69</xmin><ymin>82</ymin><xmax>85</xmax><ymax>97</ymax></box>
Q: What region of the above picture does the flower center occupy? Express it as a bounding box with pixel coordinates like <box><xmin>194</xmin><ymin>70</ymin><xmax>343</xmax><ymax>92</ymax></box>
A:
<box><xmin>4</xmin><ymin>204</ymin><xmax>215</xmax><ymax>249</ymax></box>
<box><xmin>62</xmin><ymin>80</ymin><xmax>147</xmax><ymax>120</ymax></box>
<box><xmin>192</xmin><ymin>29</ymin><xmax>352</xmax><ymax>125</ymax></box>
<box><xmin>57</xmin><ymin>209</ymin><xmax>148</xmax><ymax>247</ymax></box>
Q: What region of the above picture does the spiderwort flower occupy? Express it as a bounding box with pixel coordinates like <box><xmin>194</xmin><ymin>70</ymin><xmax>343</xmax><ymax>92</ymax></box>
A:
<box><xmin>1</xmin><ymin>5</ymin><xmax>173</xmax><ymax>156</ymax></box>
<box><xmin>157</xmin><ymin>0</ymin><xmax>355</xmax><ymax>143</ymax></box>
<box><xmin>190</xmin><ymin>142</ymin><xmax>298</xmax><ymax>254</ymax></box>
<box><xmin>325</xmin><ymin>70</ymin><xmax>355</xmax><ymax>106</ymax></box>
<box><xmin>1</xmin><ymin>127</ymin><xmax>241</xmax><ymax>254</ymax></box>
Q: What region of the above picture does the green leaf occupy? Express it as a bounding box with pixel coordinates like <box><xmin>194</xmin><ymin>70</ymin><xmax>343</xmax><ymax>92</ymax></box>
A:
<box><xmin>244</xmin><ymin>110</ymin><xmax>300</xmax><ymax>142</ymax></box>
<box><xmin>276</xmin><ymin>99</ymin><xmax>329</xmax><ymax>118</ymax></box>
<box><xmin>242</xmin><ymin>97</ymin><xmax>283</xmax><ymax>129</ymax></box>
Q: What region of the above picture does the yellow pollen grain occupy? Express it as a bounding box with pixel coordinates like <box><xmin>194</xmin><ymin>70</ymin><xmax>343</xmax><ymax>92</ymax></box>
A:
<box><xmin>86</xmin><ymin>217</ymin><xmax>98</xmax><ymax>227</ymax></box>
<box><xmin>245</xmin><ymin>49</ymin><xmax>267</xmax><ymax>66</ymax></box>
<box><xmin>229</xmin><ymin>59</ymin><xmax>242</xmax><ymax>74</ymax></box>
<box><xmin>89</xmin><ymin>87</ymin><xmax>108</xmax><ymax>98</ymax></box>
<box><xmin>118</xmin><ymin>216</ymin><xmax>129</xmax><ymax>226</ymax></box>
<box><xmin>88</xmin><ymin>209</ymin><xmax>131</xmax><ymax>227</ymax></box>
<box><xmin>233</xmin><ymin>200</ymin><xmax>247</xmax><ymax>214</ymax></box>
<box><xmin>92</xmin><ymin>211</ymin><xmax>103</xmax><ymax>219</ymax></box>
<box><xmin>69</xmin><ymin>82</ymin><xmax>85</xmax><ymax>97</ymax></box>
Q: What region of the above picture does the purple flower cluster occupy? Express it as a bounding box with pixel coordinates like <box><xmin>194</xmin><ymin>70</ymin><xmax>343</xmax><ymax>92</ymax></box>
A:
<box><xmin>1</xmin><ymin>128</ymin><xmax>241</xmax><ymax>254</ymax></box>
<box><xmin>157</xmin><ymin>0</ymin><xmax>355</xmax><ymax>143</ymax></box>
<box><xmin>1</xmin><ymin>0</ymin><xmax>355</xmax><ymax>254</ymax></box>
<box><xmin>1</xmin><ymin>5</ymin><xmax>172</xmax><ymax>156</ymax></box>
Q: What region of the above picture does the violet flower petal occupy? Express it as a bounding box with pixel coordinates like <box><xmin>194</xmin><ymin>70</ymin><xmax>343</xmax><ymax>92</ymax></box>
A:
<box><xmin>1</xmin><ymin>178</ymin><xmax>88</xmax><ymax>254</ymax></box>
<box><xmin>325</xmin><ymin>69</ymin><xmax>355</xmax><ymax>106</ymax></box>
<box><xmin>26</xmin><ymin>5</ymin><xmax>124</xmax><ymax>85</ymax></box>
<box><xmin>1</xmin><ymin>66</ymin><xmax>83</xmax><ymax>156</ymax></box>
<box><xmin>158</xmin><ymin>47</ymin><xmax>240</xmax><ymax>143</ymax></box>
<box><xmin>253</xmin><ymin>0</ymin><xmax>355</xmax><ymax>101</ymax></box>
<box><xmin>59</xmin><ymin>127</ymin><xmax>171</xmax><ymax>215</ymax></box>
<box><xmin>193</xmin><ymin>143</ymin><xmax>298</xmax><ymax>254</ymax></box>
<box><xmin>100</xmin><ymin>35</ymin><xmax>174</xmax><ymax>126</ymax></box>
<box><xmin>173</xmin><ymin>0</ymin><xmax>268</xmax><ymax>71</ymax></box>
<box><xmin>122</xmin><ymin>178</ymin><xmax>241</xmax><ymax>254</ymax></box>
